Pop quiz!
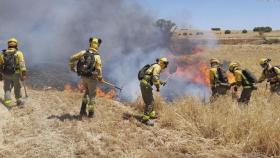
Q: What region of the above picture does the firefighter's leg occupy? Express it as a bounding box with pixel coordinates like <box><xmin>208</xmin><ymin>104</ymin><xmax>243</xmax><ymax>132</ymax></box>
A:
<box><xmin>13</xmin><ymin>74</ymin><xmax>23</xmax><ymax>106</ymax></box>
<box><xmin>87</xmin><ymin>79</ymin><xmax>97</xmax><ymax>118</ymax></box>
<box><xmin>210</xmin><ymin>87</ymin><xmax>218</xmax><ymax>103</ymax></box>
<box><xmin>80</xmin><ymin>78</ymin><xmax>89</xmax><ymax>117</ymax></box>
<box><xmin>140</xmin><ymin>82</ymin><xmax>155</xmax><ymax>123</ymax></box>
<box><xmin>238</xmin><ymin>88</ymin><xmax>253</xmax><ymax>105</ymax></box>
<box><xmin>3</xmin><ymin>75</ymin><xmax>13</xmax><ymax>106</ymax></box>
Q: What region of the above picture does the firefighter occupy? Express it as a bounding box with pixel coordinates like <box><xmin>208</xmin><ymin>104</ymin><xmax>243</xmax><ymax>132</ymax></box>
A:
<box><xmin>209</xmin><ymin>58</ymin><xmax>229</xmax><ymax>101</ymax></box>
<box><xmin>140</xmin><ymin>57</ymin><xmax>168</xmax><ymax>126</ymax></box>
<box><xmin>229</xmin><ymin>62</ymin><xmax>257</xmax><ymax>104</ymax></box>
<box><xmin>258</xmin><ymin>58</ymin><xmax>280</xmax><ymax>95</ymax></box>
<box><xmin>0</xmin><ymin>38</ymin><xmax>27</xmax><ymax>107</ymax></box>
<box><xmin>69</xmin><ymin>37</ymin><xmax>103</xmax><ymax>119</ymax></box>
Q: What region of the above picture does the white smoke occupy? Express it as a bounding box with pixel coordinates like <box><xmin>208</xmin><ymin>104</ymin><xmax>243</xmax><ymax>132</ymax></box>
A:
<box><xmin>0</xmin><ymin>0</ymin><xmax>216</xmax><ymax>101</ymax></box>
<box><xmin>0</xmin><ymin>0</ymin><xmax>170</xmax><ymax>100</ymax></box>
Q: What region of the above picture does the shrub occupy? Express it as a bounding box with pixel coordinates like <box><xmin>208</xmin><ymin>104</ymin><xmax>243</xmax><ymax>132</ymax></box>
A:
<box><xmin>253</xmin><ymin>26</ymin><xmax>272</xmax><ymax>33</ymax></box>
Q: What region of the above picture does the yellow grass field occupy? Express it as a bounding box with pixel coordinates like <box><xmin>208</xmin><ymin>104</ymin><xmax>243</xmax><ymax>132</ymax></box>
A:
<box><xmin>0</xmin><ymin>44</ymin><xmax>280</xmax><ymax>158</ymax></box>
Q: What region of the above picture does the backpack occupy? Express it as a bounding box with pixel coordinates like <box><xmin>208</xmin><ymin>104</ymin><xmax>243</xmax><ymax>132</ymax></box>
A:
<box><xmin>2</xmin><ymin>50</ymin><xmax>18</xmax><ymax>75</ymax></box>
<box><xmin>138</xmin><ymin>63</ymin><xmax>158</xmax><ymax>81</ymax></box>
<box><xmin>263</xmin><ymin>66</ymin><xmax>280</xmax><ymax>79</ymax></box>
<box><xmin>242</xmin><ymin>69</ymin><xmax>257</xmax><ymax>84</ymax></box>
<box><xmin>216</xmin><ymin>67</ymin><xmax>228</xmax><ymax>84</ymax></box>
<box><xmin>76</xmin><ymin>50</ymin><xmax>97</xmax><ymax>77</ymax></box>
<box><xmin>138</xmin><ymin>64</ymin><xmax>151</xmax><ymax>80</ymax></box>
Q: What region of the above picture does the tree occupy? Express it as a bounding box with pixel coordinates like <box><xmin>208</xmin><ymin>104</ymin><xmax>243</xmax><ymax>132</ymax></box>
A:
<box><xmin>211</xmin><ymin>28</ymin><xmax>221</xmax><ymax>31</ymax></box>
<box><xmin>253</xmin><ymin>26</ymin><xmax>272</xmax><ymax>33</ymax></box>
<box><xmin>156</xmin><ymin>19</ymin><xmax>176</xmax><ymax>33</ymax></box>
<box><xmin>155</xmin><ymin>19</ymin><xmax>176</xmax><ymax>48</ymax></box>
<box><xmin>242</xmin><ymin>29</ymin><xmax>248</xmax><ymax>34</ymax></box>
<box><xmin>225</xmin><ymin>30</ymin><xmax>231</xmax><ymax>34</ymax></box>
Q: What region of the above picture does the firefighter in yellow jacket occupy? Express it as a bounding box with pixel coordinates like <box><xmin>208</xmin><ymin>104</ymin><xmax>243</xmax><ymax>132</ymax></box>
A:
<box><xmin>69</xmin><ymin>37</ymin><xmax>103</xmax><ymax>118</ymax></box>
<box><xmin>0</xmin><ymin>38</ymin><xmax>27</xmax><ymax>107</ymax></box>
<box><xmin>229</xmin><ymin>62</ymin><xmax>257</xmax><ymax>104</ymax></box>
<box><xmin>209</xmin><ymin>58</ymin><xmax>229</xmax><ymax>101</ymax></box>
<box><xmin>140</xmin><ymin>58</ymin><xmax>168</xmax><ymax>126</ymax></box>
<box><xmin>258</xmin><ymin>58</ymin><xmax>280</xmax><ymax>95</ymax></box>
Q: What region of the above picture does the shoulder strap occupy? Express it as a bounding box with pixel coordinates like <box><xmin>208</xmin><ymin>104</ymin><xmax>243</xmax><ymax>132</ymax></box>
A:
<box><xmin>147</xmin><ymin>63</ymin><xmax>157</xmax><ymax>75</ymax></box>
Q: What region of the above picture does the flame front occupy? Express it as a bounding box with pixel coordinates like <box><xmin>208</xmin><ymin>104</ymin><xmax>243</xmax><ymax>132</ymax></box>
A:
<box><xmin>64</xmin><ymin>80</ymin><xmax>116</xmax><ymax>99</ymax></box>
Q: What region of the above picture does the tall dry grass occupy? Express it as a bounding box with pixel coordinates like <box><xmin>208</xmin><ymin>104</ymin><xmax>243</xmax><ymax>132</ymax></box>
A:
<box><xmin>137</xmin><ymin>87</ymin><xmax>280</xmax><ymax>156</ymax></box>
<box><xmin>127</xmin><ymin>45</ymin><xmax>280</xmax><ymax>157</ymax></box>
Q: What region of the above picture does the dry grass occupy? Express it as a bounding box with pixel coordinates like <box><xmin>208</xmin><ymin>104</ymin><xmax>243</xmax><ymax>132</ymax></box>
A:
<box><xmin>0</xmin><ymin>44</ymin><xmax>280</xmax><ymax>157</ymax></box>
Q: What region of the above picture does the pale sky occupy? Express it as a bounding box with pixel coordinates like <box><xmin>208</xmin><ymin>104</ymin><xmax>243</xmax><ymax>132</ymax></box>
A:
<box><xmin>139</xmin><ymin>0</ymin><xmax>280</xmax><ymax>30</ymax></box>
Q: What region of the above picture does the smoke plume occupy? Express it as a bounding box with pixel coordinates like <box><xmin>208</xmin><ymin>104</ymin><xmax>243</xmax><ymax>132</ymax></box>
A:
<box><xmin>0</xmin><ymin>0</ymin><xmax>216</xmax><ymax>100</ymax></box>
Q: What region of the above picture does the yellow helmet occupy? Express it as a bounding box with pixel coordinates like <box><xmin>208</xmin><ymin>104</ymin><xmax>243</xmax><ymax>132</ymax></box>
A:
<box><xmin>229</xmin><ymin>62</ymin><xmax>239</xmax><ymax>72</ymax></box>
<box><xmin>7</xmin><ymin>38</ymin><xmax>18</xmax><ymax>47</ymax></box>
<box><xmin>259</xmin><ymin>58</ymin><xmax>271</xmax><ymax>66</ymax></box>
<box><xmin>89</xmin><ymin>37</ymin><xmax>102</xmax><ymax>50</ymax></box>
<box><xmin>158</xmin><ymin>57</ymin><xmax>169</xmax><ymax>68</ymax></box>
<box><xmin>210</xmin><ymin>58</ymin><xmax>220</xmax><ymax>64</ymax></box>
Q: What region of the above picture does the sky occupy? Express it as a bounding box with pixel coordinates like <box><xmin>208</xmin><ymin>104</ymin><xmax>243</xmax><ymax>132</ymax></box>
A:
<box><xmin>138</xmin><ymin>0</ymin><xmax>280</xmax><ymax>30</ymax></box>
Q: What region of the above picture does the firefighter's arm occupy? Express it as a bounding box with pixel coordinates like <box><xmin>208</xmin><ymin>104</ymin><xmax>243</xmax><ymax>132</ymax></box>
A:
<box><xmin>17</xmin><ymin>51</ymin><xmax>27</xmax><ymax>72</ymax></box>
<box><xmin>0</xmin><ymin>53</ymin><xmax>4</xmax><ymax>68</ymax></box>
<box><xmin>234</xmin><ymin>71</ymin><xmax>243</xmax><ymax>87</ymax></box>
<box><xmin>152</xmin><ymin>66</ymin><xmax>161</xmax><ymax>91</ymax></box>
<box><xmin>94</xmin><ymin>55</ymin><xmax>103</xmax><ymax>81</ymax></box>
<box><xmin>209</xmin><ymin>68</ymin><xmax>215</xmax><ymax>87</ymax></box>
<box><xmin>0</xmin><ymin>54</ymin><xmax>3</xmax><ymax>81</ymax></box>
<box><xmin>69</xmin><ymin>51</ymin><xmax>84</xmax><ymax>71</ymax></box>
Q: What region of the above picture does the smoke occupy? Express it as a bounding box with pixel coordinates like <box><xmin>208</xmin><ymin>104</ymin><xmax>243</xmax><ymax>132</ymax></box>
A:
<box><xmin>0</xmin><ymin>0</ymin><xmax>217</xmax><ymax>101</ymax></box>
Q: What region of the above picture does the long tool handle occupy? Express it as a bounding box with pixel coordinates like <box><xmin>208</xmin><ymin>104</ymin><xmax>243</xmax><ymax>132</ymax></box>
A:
<box><xmin>22</xmin><ymin>81</ymin><xmax>28</xmax><ymax>98</ymax></box>
<box><xmin>102</xmin><ymin>80</ymin><xmax>122</xmax><ymax>91</ymax></box>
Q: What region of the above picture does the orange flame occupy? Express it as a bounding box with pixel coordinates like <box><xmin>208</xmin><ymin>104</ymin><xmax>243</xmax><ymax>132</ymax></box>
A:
<box><xmin>96</xmin><ymin>87</ymin><xmax>116</xmax><ymax>99</ymax></box>
<box><xmin>227</xmin><ymin>72</ymin><xmax>236</xmax><ymax>84</ymax></box>
<box><xmin>169</xmin><ymin>54</ymin><xmax>210</xmax><ymax>86</ymax></box>
<box><xmin>64</xmin><ymin>80</ymin><xmax>116</xmax><ymax>99</ymax></box>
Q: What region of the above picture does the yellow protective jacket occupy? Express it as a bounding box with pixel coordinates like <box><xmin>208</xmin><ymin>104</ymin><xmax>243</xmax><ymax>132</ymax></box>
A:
<box><xmin>258</xmin><ymin>66</ymin><xmax>280</xmax><ymax>83</ymax></box>
<box><xmin>69</xmin><ymin>48</ymin><xmax>102</xmax><ymax>77</ymax></box>
<box><xmin>209</xmin><ymin>67</ymin><xmax>218</xmax><ymax>87</ymax></box>
<box><xmin>233</xmin><ymin>69</ymin><xmax>252</xmax><ymax>88</ymax></box>
<box><xmin>143</xmin><ymin>63</ymin><xmax>162</xmax><ymax>87</ymax></box>
<box><xmin>0</xmin><ymin>48</ymin><xmax>27</xmax><ymax>74</ymax></box>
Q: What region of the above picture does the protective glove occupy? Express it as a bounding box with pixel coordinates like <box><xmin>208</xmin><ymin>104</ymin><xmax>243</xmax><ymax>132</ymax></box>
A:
<box><xmin>20</xmin><ymin>71</ymin><xmax>27</xmax><ymax>81</ymax></box>
<box><xmin>97</xmin><ymin>76</ymin><xmax>104</xmax><ymax>82</ymax></box>
<box><xmin>160</xmin><ymin>81</ymin><xmax>167</xmax><ymax>86</ymax></box>
<box><xmin>155</xmin><ymin>84</ymin><xmax>160</xmax><ymax>92</ymax></box>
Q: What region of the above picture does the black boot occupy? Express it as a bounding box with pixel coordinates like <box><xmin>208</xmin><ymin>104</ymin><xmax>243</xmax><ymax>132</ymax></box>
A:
<box><xmin>79</xmin><ymin>103</ymin><xmax>87</xmax><ymax>118</ymax></box>
<box><xmin>88</xmin><ymin>111</ymin><xmax>95</xmax><ymax>118</ymax></box>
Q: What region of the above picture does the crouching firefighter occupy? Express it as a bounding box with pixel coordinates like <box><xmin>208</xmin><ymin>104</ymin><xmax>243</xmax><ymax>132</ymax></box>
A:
<box><xmin>69</xmin><ymin>37</ymin><xmax>103</xmax><ymax>119</ymax></box>
<box><xmin>258</xmin><ymin>58</ymin><xmax>280</xmax><ymax>95</ymax></box>
<box><xmin>138</xmin><ymin>58</ymin><xmax>169</xmax><ymax>126</ymax></box>
<box><xmin>209</xmin><ymin>58</ymin><xmax>229</xmax><ymax>101</ymax></box>
<box><xmin>0</xmin><ymin>38</ymin><xmax>27</xmax><ymax>107</ymax></box>
<box><xmin>229</xmin><ymin>62</ymin><xmax>257</xmax><ymax>105</ymax></box>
